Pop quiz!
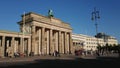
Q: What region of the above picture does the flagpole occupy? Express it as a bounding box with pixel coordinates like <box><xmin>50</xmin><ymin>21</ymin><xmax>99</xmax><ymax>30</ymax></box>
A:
<box><xmin>22</xmin><ymin>12</ymin><xmax>25</xmax><ymax>54</ymax></box>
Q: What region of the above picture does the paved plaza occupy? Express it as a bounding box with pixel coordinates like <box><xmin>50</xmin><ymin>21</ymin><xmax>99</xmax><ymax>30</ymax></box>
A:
<box><xmin>0</xmin><ymin>54</ymin><xmax>119</xmax><ymax>68</ymax></box>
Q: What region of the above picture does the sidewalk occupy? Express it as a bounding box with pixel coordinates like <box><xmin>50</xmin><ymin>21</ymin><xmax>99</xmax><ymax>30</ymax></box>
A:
<box><xmin>0</xmin><ymin>54</ymin><xmax>119</xmax><ymax>68</ymax></box>
<box><xmin>0</xmin><ymin>53</ymin><xmax>119</xmax><ymax>63</ymax></box>
<box><xmin>0</xmin><ymin>54</ymin><xmax>75</xmax><ymax>63</ymax></box>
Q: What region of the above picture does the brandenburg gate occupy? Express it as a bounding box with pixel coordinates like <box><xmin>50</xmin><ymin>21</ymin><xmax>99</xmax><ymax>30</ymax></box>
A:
<box><xmin>0</xmin><ymin>12</ymin><xmax>73</xmax><ymax>57</ymax></box>
<box><xmin>18</xmin><ymin>12</ymin><xmax>73</xmax><ymax>55</ymax></box>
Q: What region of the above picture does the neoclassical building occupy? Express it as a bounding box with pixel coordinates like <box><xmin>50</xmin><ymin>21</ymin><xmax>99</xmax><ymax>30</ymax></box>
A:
<box><xmin>0</xmin><ymin>12</ymin><xmax>73</xmax><ymax>58</ymax></box>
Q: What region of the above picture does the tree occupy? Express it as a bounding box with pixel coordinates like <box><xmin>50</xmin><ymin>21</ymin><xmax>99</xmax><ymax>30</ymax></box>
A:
<box><xmin>97</xmin><ymin>45</ymin><xmax>102</xmax><ymax>53</ymax></box>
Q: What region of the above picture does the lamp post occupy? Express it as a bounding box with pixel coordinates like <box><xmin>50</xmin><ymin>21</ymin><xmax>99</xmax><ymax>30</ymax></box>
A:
<box><xmin>91</xmin><ymin>7</ymin><xmax>100</xmax><ymax>36</ymax></box>
<box><xmin>91</xmin><ymin>7</ymin><xmax>100</xmax><ymax>49</ymax></box>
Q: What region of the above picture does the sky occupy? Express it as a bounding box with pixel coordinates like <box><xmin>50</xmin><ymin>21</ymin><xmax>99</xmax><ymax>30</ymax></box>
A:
<box><xmin>0</xmin><ymin>0</ymin><xmax>120</xmax><ymax>43</ymax></box>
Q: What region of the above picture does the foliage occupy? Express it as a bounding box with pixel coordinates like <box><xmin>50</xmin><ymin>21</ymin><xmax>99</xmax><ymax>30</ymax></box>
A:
<box><xmin>97</xmin><ymin>44</ymin><xmax>120</xmax><ymax>53</ymax></box>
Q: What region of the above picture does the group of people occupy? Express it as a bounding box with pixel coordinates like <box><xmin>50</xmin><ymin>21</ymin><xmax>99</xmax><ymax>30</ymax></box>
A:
<box><xmin>14</xmin><ymin>52</ymin><xmax>20</xmax><ymax>57</ymax></box>
<box><xmin>53</xmin><ymin>50</ymin><xmax>60</xmax><ymax>57</ymax></box>
<box><xmin>14</xmin><ymin>52</ymin><xmax>27</xmax><ymax>57</ymax></box>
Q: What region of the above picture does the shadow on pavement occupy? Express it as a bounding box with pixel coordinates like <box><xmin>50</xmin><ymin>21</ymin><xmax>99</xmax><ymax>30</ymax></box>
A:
<box><xmin>0</xmin><ymin>57</ymin><xmax>120</xmax><ymax>68</ymax></box>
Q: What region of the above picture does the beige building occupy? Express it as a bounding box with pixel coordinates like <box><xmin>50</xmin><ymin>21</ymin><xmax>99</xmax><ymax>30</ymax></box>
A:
<box><xmin>72</xmin><ymin>33</ymin><xmax>118</xmax><ymax>51</ymax></box>
<box><xmin>72</xmin><ymin>33</ymin><xmax>86</xmax><ymax>51</ymax></box>
<box><xmin>0</xmin><ymin>12</ymin><xmax>73</xmax><ymax>58</ymax></box>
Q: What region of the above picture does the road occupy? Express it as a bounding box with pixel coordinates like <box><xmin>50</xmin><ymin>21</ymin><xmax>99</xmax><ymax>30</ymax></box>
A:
<box><xmin>0</xmin><ymin>54</ymin><xmax>119</xmax><ymax>68</ymax></box>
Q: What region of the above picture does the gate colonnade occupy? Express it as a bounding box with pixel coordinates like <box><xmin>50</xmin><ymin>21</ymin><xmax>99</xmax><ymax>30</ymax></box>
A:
<box><xmin>0</xmin><ymin>30</ymin><xmax>31</xmax><ymax>58</ymax></box>
<box><xmin>0</xmin><ymin>12</ymin><xmax>73</xmax><ymax>58</ymax></box>
<box><xmin>19</xmin><ymin>12</ymin><xmax>73</xmax><ymax>55</ymax></box>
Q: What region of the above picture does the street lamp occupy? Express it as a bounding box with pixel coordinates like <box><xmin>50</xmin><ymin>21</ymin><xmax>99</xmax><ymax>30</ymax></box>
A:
<box><xmin>91</xmin><ymin>7</ymin><xmax>100</xmax><ymax>49</ymax></box>
<box><xmin>91</xmin><ymin>7</ymin><xmax>100</xmax><ymax>35</ymax></box>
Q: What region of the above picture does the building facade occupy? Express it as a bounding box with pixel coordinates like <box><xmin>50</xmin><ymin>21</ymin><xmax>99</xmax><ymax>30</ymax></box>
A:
<box><xmin>72</xmin><ymin>33</ymin><xmax>86</xmax><ymax>51</ymax></box>
<box><xmin>72</xmin><ymin>33</ymin><xmax>118</xmax><ymax>51</ymax></box>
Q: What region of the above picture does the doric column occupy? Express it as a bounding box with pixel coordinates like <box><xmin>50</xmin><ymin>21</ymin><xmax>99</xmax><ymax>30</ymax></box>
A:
<box><xmin>61</xmin><ymin>32</ymin><xmax>65</xmax><ymax>54</ymax></box>
<box><xmin>11</xmin><ymin>37</ymin><xmax>15</xmax><ymax>57</ymax></box>
<box><xmin>1</xmin><ymin>36</ymin><xmax>5</xmax><ymax>57</ymax></box>
<box><xmin>46</xmin><ymin>30</ymin><xmax>49</xmax><ymax>54</ymax></box>
<box><xmin>20</xmin><ymin>37</ymin><xmax>23</xmax><ymax>53</ymax></box>
<box><xmin>28</xmin><ymin>38</ymin><xmax>31</xmax><ymax>56</ymax></box>
<box><xmin>64</xmin><ymin>32</ymin><xmax>67</xmax><ymax>53</ymax></box>
<box><xmin>24</xmin><ymin>39</ymin><xmax>28</xmax><ymax>56</ymax></box>
<box><xmin>69</xmin><ymin>33</ymin><xmax>73</xmax><ymax>54</ymax></box>
<box><xmin>41</xmin><ymin>27</ymin><xmax>45</xmax><ymax>54</ymax></box>
<box><xmin>55</xmin><ymin>31</ymin><xmax>58</xmax><ymax>51</ymax></box>
<box><xmin>50</xmin><ymin>29</ymin><xmax>53</xmax><ymax>53</ymax></box>
<box><xmin>38</xmin><ymin>28</ymin><xmax>42</xmax><ymax>55</ymax></box>
<box><xmin>14</xmin><ymin>40</ymin><xmax>16</xmax><ymax>53</ymax></box>
<box><xmin>53</xmin><ymin>31</ymin><xmax>55</xmax><ymax>53</ymax></box>
<box><xmin>66</xmin><ymin>33</ymin><xmax>69</xmax><ymax>53</ymax></box>
<box><xmin>31</xmin><ymin>25</ymin><xmax>35</xmax><ymax>54</ymax></box>
<box><xmin>18</xmin><ymin>38</ymin><xmax>21</xmax><ymax>53</ymax></box>
<box><xmin>22</xmin><ymin>38</ymin><xmax>25</xmax><ymax>54</ymax></box>
<box><xmin>59</xmin><ymin>31</ymin><xmax>61</xmax><ymax>53</ymax></box>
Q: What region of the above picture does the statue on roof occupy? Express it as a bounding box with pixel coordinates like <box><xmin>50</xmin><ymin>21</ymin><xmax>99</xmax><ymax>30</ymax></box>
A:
<box><xmin>48</xmin><ymin>9</ymin><xmax>54</xmax><ymax>17</ymax></box>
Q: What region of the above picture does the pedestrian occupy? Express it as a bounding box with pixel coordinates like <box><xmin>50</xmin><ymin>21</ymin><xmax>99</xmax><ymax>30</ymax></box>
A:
<box><xmin>55</xmin><ymin>50</ymin><xmax>57</xmax><ymax>57</ymax></box>
<box><xmin>96</xmin><ymin>51</ymin><xmax>100</xmax><ymax>56</ymax></box>
<box><xmin>57</xmin><ymin>51</ymin><xmax>60</xmax><ymax>57</ymax></box>
<box><xmin>74</xmin><ymin>50</ymin><xmax>78</xmax><ymax>56</ymax></box>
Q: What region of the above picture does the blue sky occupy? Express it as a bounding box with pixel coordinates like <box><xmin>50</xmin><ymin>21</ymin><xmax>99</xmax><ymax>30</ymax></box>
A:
<box><xmin>0</xmin><ymin>0</ymin><xmax>120</xmax><ymax>43</ymax></box>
